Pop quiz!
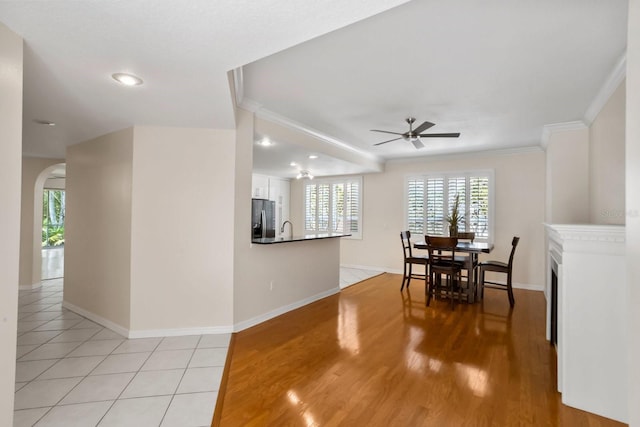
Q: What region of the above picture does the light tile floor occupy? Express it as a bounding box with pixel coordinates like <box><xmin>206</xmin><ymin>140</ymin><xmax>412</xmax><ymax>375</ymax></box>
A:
<box><xmin>14</xmin><ymin>267</ymin><xmax>378</xmax><ymax>426</ymax></box>
<box><xmin>14</xmin><ymin>278</ymin><xmax>230</xmax><ymax>427</ymax></box>
<box><xmin>41</xmin><ymin>248</ymin><xmax>64</xmax><ymax>280</ymax></box>
<box><xmin>339</xmin><ymin>267</ymin><xmax>382</xmax><ymax>288</ymax></box>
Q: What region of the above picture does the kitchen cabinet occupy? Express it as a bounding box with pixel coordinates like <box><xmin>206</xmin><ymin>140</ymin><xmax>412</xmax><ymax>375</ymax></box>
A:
<box><xmin>252</xmin><ymin>174</ymin><xmax>291</xmax><ymax>237</ymax></box>
<box><xmin>251</xmin><ymin>174</ymin><xmax>270</xmax><ymax>199</ymax></box>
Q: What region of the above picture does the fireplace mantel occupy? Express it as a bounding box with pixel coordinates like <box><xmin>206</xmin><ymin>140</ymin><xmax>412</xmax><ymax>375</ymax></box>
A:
<box><xmin>545</xmin><ymin>224</ymin><xmax>627</xmax><ymax>423</ymax></box>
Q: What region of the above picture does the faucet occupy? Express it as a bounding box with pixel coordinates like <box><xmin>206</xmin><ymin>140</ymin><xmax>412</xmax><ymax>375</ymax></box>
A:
<box><xmin>280</xmin><ymin>220</ymin><xmax>293</xmax><ymax>234</ymax></box>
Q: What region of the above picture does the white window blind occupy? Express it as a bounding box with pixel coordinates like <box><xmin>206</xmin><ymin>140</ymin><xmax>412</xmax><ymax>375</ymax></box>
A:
<box><xmin>406</xmin><ymin>171</ymin><xmax>493</xmax><ymax>241</ymax></box>
<box><xmin>425</xmin><ymin>178</ymin><xmax>444</xmax><ymax>236</ymax></box>
<box><xmin>304</xmin><ymin>177</ymin><xmax>362</xmax><ymax>239</ymax></box>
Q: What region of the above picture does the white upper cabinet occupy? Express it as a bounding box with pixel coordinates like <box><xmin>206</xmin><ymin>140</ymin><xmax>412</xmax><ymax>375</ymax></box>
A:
<box><xmin>252</xmin><ymin>174</ymin><xmax>291</xmax><ymax>237</ymax></box>
<box><xmin>251</xmin><ymin>174</ymin><xmax>270</xmax><ymax>199</ymax></box>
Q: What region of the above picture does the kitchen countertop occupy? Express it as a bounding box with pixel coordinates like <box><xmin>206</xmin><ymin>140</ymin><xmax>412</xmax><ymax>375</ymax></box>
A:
<box><xmin>252</xmin><ymin>233</ymin><xmax>351</xmax><ymax>245</ymax></box>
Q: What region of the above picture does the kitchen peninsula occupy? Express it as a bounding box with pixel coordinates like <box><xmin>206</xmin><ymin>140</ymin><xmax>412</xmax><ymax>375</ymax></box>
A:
<box><xmin>252</xmin><ymin>232</ymin><xmax>350</xmax><ymax>244</ymax></box>
<box><xmin>234</xmin><ymin>231</ymin><xmax>351</xmax><ymax>332</ymax></box>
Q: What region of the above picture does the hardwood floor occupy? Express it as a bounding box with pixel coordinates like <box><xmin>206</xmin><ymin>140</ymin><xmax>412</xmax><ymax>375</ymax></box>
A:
<box><xmin>215</xmin><ymin>273</ymin><xmax>625</xmax><ymax>426</ymax></box>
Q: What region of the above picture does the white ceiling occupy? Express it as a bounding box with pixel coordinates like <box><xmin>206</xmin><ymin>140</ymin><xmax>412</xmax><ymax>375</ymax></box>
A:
<box><xmin>0</xmin><ymin>0</ymin><xmax>629</xmax><ymax>178</ymax></box>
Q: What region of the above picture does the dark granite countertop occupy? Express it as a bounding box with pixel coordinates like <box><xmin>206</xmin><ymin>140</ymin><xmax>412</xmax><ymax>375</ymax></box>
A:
<box><xmin>252</xmin><ymin>233</ymin><xmax>351</xmax><ymax>245</ymax></box>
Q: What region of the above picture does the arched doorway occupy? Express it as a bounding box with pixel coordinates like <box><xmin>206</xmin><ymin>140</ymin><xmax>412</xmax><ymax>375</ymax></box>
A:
<box><xmin>32</xmin><ymin>163</ymin><xmax>66</xmax><ymax>284</ymax></box>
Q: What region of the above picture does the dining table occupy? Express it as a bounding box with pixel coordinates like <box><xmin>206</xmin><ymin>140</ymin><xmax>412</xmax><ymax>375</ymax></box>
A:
<box><xmin>414</xmin><ymin>239</ymin><xmax>494</xmax><ymax>303</ymax></box>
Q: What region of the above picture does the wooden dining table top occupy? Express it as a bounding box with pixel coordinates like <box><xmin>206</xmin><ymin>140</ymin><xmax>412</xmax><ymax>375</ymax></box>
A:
<box><xmin>414</xmin><ymin>240</ymin><xmax>494</xmax><ymax>253</ymax></box>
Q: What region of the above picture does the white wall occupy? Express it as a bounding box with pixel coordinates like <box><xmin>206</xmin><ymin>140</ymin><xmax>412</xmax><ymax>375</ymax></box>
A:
<box><xmin>129</xmin><ymin>127</ymin><xmax>235</xmax><ymax>333</ymax></box>
<box><xmin>626</xmin><ymin>1</ymin><xmax>640</xmax><ymax>425</ymax></box>
<box><xmin>64</xmin><ymin>128</ymin><xmax>134</xmax><ymax>331</ymax></box>
<box><xmin>0</xmin><ymin>22</ymin><xmax>22</xmax><ymax>427</ymax></box>
<box><xmin>545</xmin><ymin>128</ymin><xmax>590</xmax><ymax>224</ymax></box>
<box><xmin>19</xmin><ymin>157</ymin><xmax>64</xmax><ymax>287</ymax></box>
<box><xmin>590</xmin><ymin>80</ymin><xmax>626</xmax><ymax>224</ymax></box>
<box><xmin>334</xmin><ymin>149</ymin><xmax>546</xmax><ymax>288</ymax></box>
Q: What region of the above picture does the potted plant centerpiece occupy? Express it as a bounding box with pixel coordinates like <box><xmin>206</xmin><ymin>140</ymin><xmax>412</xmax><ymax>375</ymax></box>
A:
<box><xmin>446</xmin><ymin>193</ymin><xmax>463</xmax><ymax>237</ymax></box>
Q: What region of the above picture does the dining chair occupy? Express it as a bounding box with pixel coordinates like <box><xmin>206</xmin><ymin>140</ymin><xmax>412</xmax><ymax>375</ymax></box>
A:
<box><xmin>478</xmin><ymin>236</ymin><xmax>520</xmax><ymax>307</ymax></box>
<box><xmin>457</xmin><ymin>232</ymin><xmax>475</xmax><ymax>242</ymax></box>
<box><xmin>455</xmin><ymin>231</ymin><xmax>477</xmax><ymax>297</ymax></box>
<box><xmin>425</xmin><ymin>235</ymin><xmax>463</xmax><ymax>310</ymax></box>
<box><xmin>400</xmin><ymin>231</ymin><xmax>429</xmax><ymax>291</ymax></box>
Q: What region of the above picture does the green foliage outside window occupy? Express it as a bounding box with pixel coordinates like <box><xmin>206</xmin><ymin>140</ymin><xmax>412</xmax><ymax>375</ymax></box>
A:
<box><xmin>42</xmin><ymin>189</ymin><xmax>65</xmax><ymax>247</ymax></box>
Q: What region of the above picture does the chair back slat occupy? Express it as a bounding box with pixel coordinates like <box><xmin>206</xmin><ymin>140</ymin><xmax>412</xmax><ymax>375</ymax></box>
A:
<box><xmin>425</xmin><ymin>235</ymin><xmax>458</xmax><ymax>265</ymax></box>
<box><xmin>400</xmin><ymin>231</ymin><xmax>414</xmax><ymax>260</ymax></box>
<box><xmin>457</xmin><ymin>232</ymin><xmax>475</xmax><ymax>242</ymax></box>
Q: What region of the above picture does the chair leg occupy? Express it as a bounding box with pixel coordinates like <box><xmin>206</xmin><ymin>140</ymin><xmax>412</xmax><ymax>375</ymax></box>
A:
<box><xmin>507</xmin><ymin>274</ymin><xmax>515</xmax><ymax>307</ymax></box>
<box><xmin>426</xmin><ymin>271</ymin><xmax>433</xmax><ymax>306</ymax></box>
<box><xmin>401</xmin><ymin>262</ymin><xmax>408</xmax><ymax>291</ymax></box>
<box><xmin>407</xmin><ymin>264</ymin><xmax>413</xmax><ymax>289</ymax></box>
<box><xmin>449</xmin><ymin>274</ymin><xmax>455</xmax><ymax>311</ymax></box>
<box><xmin>479</xmin><ymin>268</ymin><xmax>485</xmax><ymax>300</ymax></box>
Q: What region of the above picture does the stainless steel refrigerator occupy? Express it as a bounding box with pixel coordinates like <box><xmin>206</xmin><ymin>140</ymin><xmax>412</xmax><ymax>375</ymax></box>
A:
<box><xmin>252</xmin><ymin>198</ymin><xmax>276</xmax><ymax>239</ymax></box>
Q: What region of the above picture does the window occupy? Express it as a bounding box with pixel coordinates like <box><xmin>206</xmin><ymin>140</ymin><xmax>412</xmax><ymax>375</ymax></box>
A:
<box><xmin>304</xmin><ymin>176</ymin><xmax>362</xmax><ymax>239</ymax></box>
<box><xmin>42</xmin><ymin>189</ymin><xmax>66</xmax><ymax>247</ymax></box>
<box><xmin>406</xmin><ymin>171</ymin><xmax>493</xmax><ymax>241</ymax></box>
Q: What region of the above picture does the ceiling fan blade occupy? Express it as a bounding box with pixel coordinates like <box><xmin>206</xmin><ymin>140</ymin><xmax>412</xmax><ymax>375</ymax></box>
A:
<box><xmin>370</xmin><ymin>129</ymin><xmax>404</xmax><ymax>135</ymax></box>
<box><xmin>373</xmin><ymin>137</ymin><xmax>402</xmax><ymax>146</ymax></box>
<box><xmin>412</xmin><ymin>121</ymin><xmax>435</xmax><ymax>134</ymax></box>
<box><xmin>419</xmin><ymin>133</ymin><xmax>461</xmax><ymax>138</ymax></box>
<box><xmin>411</xmin><ymin>139</ymin><xmax>424</xmax><ymax>149</ymax></box>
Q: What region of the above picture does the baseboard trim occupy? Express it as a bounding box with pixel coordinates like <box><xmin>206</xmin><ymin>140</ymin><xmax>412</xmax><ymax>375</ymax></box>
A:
<box><xmin>62</xmin><ymin>301</ymin><xmax>129</xmax><ymax>338</ymax></box>
<box><xmin>233</xmin><ymin>287</ymin><xmax>340</xmax><ymax>332</ymax></box>
<box><xmin>341</xmin><ymin>264</ymin><xmax>403</xmax><ymax>275</ymax></box>
<box><xmin>513</xmin><ymin>283</ymin><xmax>544</xmax><ymax>292</ymax></box>
<box><xmin>341</xmin><ymin>265</ymin><xmax>543</xmax><ymax>292</ymax></box>
<box><xmin>128</xmin><ymin>325</ymin><xmax>234</xmax><ymax>339</ymax></box>
<box><xmin>62</xmin><ymin>300</ymin><xmax>234</xmax><ymax>339</ymax></box>
<box><xmin>19</xmin><ymin>283</ymin><xmax>42</xmax><ymax>291</ymax></box>
<box><xmin>483</xmin><ymin>281</ymin><xmax>544</xmax><ymax>292</ymax></box>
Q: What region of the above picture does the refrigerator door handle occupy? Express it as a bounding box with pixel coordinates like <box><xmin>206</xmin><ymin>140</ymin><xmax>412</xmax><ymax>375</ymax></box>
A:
<box><xmin>261</xmin><ymin>210</ymin><xmax>267</xmax><ymax>238</ymax></box>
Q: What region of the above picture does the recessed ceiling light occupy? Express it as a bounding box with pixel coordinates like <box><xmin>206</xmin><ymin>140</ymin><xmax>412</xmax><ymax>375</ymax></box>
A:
<box><xmin>112</xmin><ymin>73</ymin><xmax>143</xmax><ymax>86</ymax></box>
<box><xmin>34</xmin><ymin>119</ymin><xmax>55</xmax><ymax>126</ymax></box>
<box><xmin>259</xmin><ymin>138</ymin><xmax>272</xmax><ymax>147</ymax></box>
<box><xmin>308</xmin><ymin>155</ymin><xmax>318</xmax><ymax>159</ymax></box>
<box><xmin>290</xmin><ymin>162</ymin><xmax>297</xmax><ymax>167</ymax></box>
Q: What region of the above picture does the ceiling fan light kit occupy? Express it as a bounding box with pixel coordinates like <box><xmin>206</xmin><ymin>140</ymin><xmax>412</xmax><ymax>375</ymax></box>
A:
<box><xmin>371</xmin><ymin>117</ymin><xmax>460</xmax><ymax>149</ymax></box>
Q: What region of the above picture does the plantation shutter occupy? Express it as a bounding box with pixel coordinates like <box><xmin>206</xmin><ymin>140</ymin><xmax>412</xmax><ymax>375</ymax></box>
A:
<box><xmin>406</xmin><ymin>172</ymin><xmax>492</xmax><ymax>241</ymax></box>
<box><xmin>425</xmin><ymin>178</ymin><xmax>445</xmax><ymax>236</ymax></box>
<box><xmin>469</xmin><ymin>176</ymin><xmax>490</xmax><ymax>238</ymax></box>
<box><xmin>304</xmin><ymin>177</ymin><xmax>362</xmax><ymax>238</ymax></box>
<box><xmin>345</xmin><ymin>181</ymin><xmax>360</xmax><ymax>234</ymax></box>
<box><xmin>317</xmin><ymin>183</ymin><xmax>330</xmax><ymax>231</ymax></box>
<box><xmin>407</xmin><ymin>179</ymin><xmax>424</xmax><ymax>235</ymax></box>
<box><xmin>332</xmin><ymin>183</ymin><xmax>344</xmax><ymax>232</ymax></box>
<box><xmin>447</xmin><ymin>177</ymin><xmax>466</xmax><ymax>230</ymax></box>
<box><xmin>304</xmin><ymin>184</ymin><xmax>317</xmax><ymax>231</ymax></box>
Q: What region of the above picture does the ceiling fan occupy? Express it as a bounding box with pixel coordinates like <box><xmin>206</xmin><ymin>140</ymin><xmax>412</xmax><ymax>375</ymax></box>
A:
<box><xmin>371</xmin><ymin>117</ymin><xmax>460</xmax><ymax>149</ymax></box>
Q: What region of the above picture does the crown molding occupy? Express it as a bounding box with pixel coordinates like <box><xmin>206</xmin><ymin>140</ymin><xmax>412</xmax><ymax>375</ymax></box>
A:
<box><xmin>583</xmin><ymin>52</ymin><xmax>627</xmax><ymax>125</ymax></box>
<box><xmin>540</xmin><ymin>121</ymin><xmax>588</xmax><ymax>149</ymax></box>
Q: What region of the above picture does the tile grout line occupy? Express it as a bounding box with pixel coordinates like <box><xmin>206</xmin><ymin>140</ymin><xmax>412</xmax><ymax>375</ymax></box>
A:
<box><xmin>157</xmin><ymin>335</ymin><xmax>203</xmax><ymax>427</ymax></box>
<box><xmin>16</xmin><ymin>281</ymin><xmax>231</xmax><ymax>427</ymax></box>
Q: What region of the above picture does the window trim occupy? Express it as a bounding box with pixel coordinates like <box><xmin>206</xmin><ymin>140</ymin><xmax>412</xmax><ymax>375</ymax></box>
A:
<box><xmin>404</xmin><ymin>169</ymin><xmax>495</xmax><ymax>243</ymax></box>
<box><xmin>302</xmin><ymin>176</ymin><xmax>363</xmax><ymax>240</ymax></box>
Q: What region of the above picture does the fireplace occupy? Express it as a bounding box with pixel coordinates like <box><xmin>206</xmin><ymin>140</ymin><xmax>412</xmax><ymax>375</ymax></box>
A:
<box><xmin>545</xmin><ymin>224</ymin><xmax>627</xmax><ymax>423</ymax></box>
<box><xmin>550</xmin><ymin>257</ymin><xmax>558</xmax><ymax>347</ymax></box>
